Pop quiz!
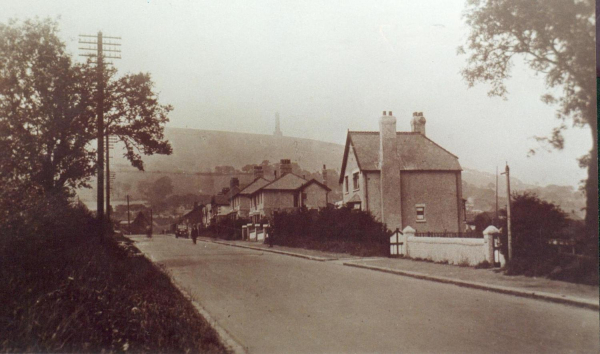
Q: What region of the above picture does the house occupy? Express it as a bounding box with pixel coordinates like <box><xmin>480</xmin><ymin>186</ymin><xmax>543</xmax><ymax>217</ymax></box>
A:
<box><xmin>231</xmin><ymin>166</ymin><xmax>272</xmax><ymax>219</ymax></box>
<box><xmin>248</xmin><ymin>159</ymin><xmax>331</xmax><ymax>223</ymax></box>
<box><xmin>127</xmin><ymin>211</ymin><xmax>154</xmax><ymax>234</ymax></box>
<box><xmin>181</xmin><ymin>202</ymin><xmax>204</xmax><ymax>227</ymax></box>
<box><xmin>339</xmin><ymin>111</ymin><xmax>464</xmax><ymax>233</ymax></box>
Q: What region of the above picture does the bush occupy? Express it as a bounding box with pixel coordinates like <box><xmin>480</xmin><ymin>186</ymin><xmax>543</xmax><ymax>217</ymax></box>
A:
<box><xmin>271</xmin><ymin>206</ymin><xmax>390</xmax><ymax>256</ymax></box>
<box><xmin>0</xmin><ymin>190</ymin><xmax>227</xmax><ymax>353</ymax></box>
<box><xmin>206</xmin><ymin>217</ymin><xmax>248</xmax><ymax>240</ymax></box>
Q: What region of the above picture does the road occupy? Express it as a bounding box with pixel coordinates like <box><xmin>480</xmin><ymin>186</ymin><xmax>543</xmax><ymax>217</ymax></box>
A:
<box><xmin>129</xmin><ymin>234</ymin><xmax>599</xmax><ymax>353</ymax></box>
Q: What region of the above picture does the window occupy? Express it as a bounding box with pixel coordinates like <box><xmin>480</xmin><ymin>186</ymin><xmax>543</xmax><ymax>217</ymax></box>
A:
<box><xmin>344</xmin><ymin>176</ymin><xmax>349</xmax><ymax>193</ymax></box>
<box><xmin>416</xmin><ymin>205</ymin><xmax>426</xmax><ymax>222</ymax></box>
<box><xmin>352</xmin><ymin>172</ymin><xmax>359</xmax><ymax>190</ymax></box>
<box><xmin>293</xmin><ymin>193</ymin><xmax>299</xmax><ymax>207</ymax></box>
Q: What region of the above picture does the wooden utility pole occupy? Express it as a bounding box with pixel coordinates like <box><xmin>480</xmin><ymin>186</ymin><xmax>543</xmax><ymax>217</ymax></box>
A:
<box><xmin>79</xmin><ymin>32</ymin><xmax>121</xmax><ymax>238</ymax></box>
<box><xmin>502</xmin><ymin>163</ymin><xmax>513</xmax><ymax>261</ymax></box>
<box><xmin>106</xmin><ymin>136</ymin><xmax>117</xmax><ymax>227</ymax></box>
<box><xmin>495</xmin><ymin>166</ymin><xmax>499</xmax><ymax>225</ymax></box>
<box><xmin>127</xmin><ymin>194</ymin><xmax>131</xmax><ymax>234</ymax></box>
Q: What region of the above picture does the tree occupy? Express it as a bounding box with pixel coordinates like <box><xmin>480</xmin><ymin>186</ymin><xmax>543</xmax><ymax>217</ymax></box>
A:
<box><xmin>458</xmin><ymin>0</ymin><xmax>596</xmax><ymax>237</ymax></box>
<box><xmin>0</xmin><ymin>18</ymin><xmax>172</xmax><ymax>195</ymax></box>
<box><xmin>510</xmin><ymin>192</ymin><xmax>568</xmax><ymax>258</ymax></box>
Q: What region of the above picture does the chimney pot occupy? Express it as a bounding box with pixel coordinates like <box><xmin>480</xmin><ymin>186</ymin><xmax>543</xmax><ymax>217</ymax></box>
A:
<box><xmin>389</xmin><ymin>111</ymin><xmax>392</xmax><ymax>116</ymax></box>
<box><xmin>383</xmin><ymin>111</ymin><xmax>386</xmax><ymax>116</ymax></box>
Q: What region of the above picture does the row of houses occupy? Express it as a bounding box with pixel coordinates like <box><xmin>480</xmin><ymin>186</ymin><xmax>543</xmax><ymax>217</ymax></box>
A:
<box><xmin>186</xmin><ymin>159</ymin><xmax>332</xmax><ymax>227</ymax></box>
<box><xmin>182</xmin><ymin>110</ymin><xmax>465</xmax><ymax>236</ymax></box>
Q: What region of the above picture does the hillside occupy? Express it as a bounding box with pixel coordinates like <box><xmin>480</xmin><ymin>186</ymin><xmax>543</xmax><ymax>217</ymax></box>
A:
<box><xmin>129</xmin><ymin>128</ymin><xmax>345</xmax><ymax>173</ymax></box>
<box><xmin>78</xmin><ymin>128</ymin><xmax>585</xmax><ymax>219</ymax></box>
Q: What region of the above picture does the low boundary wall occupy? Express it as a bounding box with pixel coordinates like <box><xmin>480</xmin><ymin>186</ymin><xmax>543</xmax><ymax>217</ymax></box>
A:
<box><xmin>407</xmin><ymin>236</ymin><xmax>489</xmax><ymax>266</ymax></box>
<box><xmin>393</xmin><ymin>226</ymin><xmax>502</xmax><ymax>267</ymax></box>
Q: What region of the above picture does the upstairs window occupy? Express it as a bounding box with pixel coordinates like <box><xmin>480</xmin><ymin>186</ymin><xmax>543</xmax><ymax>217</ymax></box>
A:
<box><xmin>344</xmin><ymin>176</ymin><xmax>349</xmax><ymax>193</ymax></box>
<box><xmin>352</xmin><ymin>172</ymin><xmax>359</xmax><ymax>190</ymax></box>
<box><xmin>416</xmin><ymin>205</ymin><xmax>426</xmax><ymax>222</ymax></box>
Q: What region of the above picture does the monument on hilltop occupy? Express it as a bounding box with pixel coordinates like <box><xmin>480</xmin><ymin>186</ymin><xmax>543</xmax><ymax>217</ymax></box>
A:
<box><xmin>274</xmin><ymin>112</ymin><xmax>283</xmax><ymax>137</ymax></box>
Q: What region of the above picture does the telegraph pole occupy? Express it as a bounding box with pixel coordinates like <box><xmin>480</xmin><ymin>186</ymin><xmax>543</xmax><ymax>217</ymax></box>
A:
<box><xmin>495</xmin><ymin>166</ymin><xmax>499</xmax><ymax>225</ymax></box>
<box><xmin>501</xmin><ymin>163</ymin><xmax>513</xmax><ymax>261</ymax></box>
<box><xmin>107</xmin><ymin>136</ymin><xmax>117</xmax><ymax>228</ymax></box>
<box><xmin>127</xmin><ymin>194</ymin><xmax>131</xmax><ymax>235</ymax></box>
<box><xmin>79</xmin><ymin>32</ymin><xmax>121</xmax><ymax>239</ymax></box>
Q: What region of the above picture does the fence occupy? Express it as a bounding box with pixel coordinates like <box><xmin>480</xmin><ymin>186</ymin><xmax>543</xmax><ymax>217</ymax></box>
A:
<box><xmin>391</xmin><ymin>226</ymin><xmax>504</xmax><ymax>267</ymax></box>
<box><xmin>414</xmin><ymin>231</ymin><xmax>481</xmax><ymax>239</ymax></box>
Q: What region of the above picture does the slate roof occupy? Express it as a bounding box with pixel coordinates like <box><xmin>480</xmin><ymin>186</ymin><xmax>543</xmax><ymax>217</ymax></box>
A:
<box><xmin>300</xmin><ymin>179</ymin><xmax>332</xmax><ymax>192</ymax></box>
<box><xmin>249</xmin><ymin>174</ymin><xmax>332</xmax><ymax>195</ymax></box>
<box><xmin>212</xmin><ymin>195</ymin><xmax>230</xmax><ymax>206</ymax></box>
<box><xmin>260</xmin><ymin>173</ymin><xmax>307</xmax><ymax>191</ymax></box>
<box><xmin>233</xmin><ymin>177</ymin><xmax>272</xmax><ymax>198</ymax></box>
<box><xmin>340</xmin><ymin>131</ymin><xmax>461</xmax><ymax>183</ymax></box>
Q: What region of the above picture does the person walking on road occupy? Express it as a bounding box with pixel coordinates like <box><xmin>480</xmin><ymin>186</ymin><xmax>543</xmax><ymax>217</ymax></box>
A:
<box><xmin>191</xmin><ymin>225</ymin><xmax>198</xmax><ymax>244</ymax></box>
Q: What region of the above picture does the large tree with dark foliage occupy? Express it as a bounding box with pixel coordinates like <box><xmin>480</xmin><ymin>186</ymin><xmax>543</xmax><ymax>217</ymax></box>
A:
<box><xmin>0</xmin><ymin>18</ymin><xmax>172</xmax><ymax>194</ymax></box>
<box><xmin>458</xmin><ymin>0</ymin><xmax>596</xmax><ymax>237</ymax></box>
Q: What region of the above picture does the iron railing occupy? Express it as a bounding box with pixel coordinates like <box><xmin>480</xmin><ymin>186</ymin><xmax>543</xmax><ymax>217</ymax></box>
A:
<box><xmin>414</xmin><ymin>231</ymin><xmax>482</xmax><ymax>239</ymax></box>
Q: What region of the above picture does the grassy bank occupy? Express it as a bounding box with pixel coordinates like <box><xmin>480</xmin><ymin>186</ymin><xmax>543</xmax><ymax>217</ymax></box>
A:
<box><xmin>0</xmin><ymin>231</ymin><xmax>227</xmax><ymax>353</ymax></box>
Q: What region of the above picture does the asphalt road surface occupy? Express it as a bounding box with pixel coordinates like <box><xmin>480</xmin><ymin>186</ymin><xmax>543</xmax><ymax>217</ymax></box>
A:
<box><xmin>129</xmin><ymin>234</ymin><xmax>599</xmax><ymax>353</ymax></box>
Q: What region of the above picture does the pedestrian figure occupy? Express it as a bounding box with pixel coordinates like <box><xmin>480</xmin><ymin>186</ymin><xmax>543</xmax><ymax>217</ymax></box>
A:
<box><xmin>268</xmin><ymin>227</ymin><xmax>273</xmax><ymax>248</ymax></box>
<box><xmin>191</xmin><ymin>225</ymin><xmax>198</xmax><ymax>244</ymax></box>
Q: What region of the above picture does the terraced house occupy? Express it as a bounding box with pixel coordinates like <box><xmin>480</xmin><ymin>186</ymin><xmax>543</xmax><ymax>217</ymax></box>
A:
<box><xmin>339</xmin><ymin>111</ymin><xmax>465</xmax><ymax>233</ymax></box>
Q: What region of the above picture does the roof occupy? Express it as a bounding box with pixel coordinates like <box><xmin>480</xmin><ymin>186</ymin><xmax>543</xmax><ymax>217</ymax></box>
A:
<box><xmin>260</xmin><ymin>173</ymin><xmax>307</xmax><ymax>192</ymax></box>
<box><xmin>299</xmin><ymin>179</ymin><xmax>332</xmax><ymax>192</ymax></box>
<box><xmin>233</xmin><ymin>177</ymin><xmax>272</xmax><ymax>198</ymax></box>
<box><xmin>250</xmin><ymin>174</ymin><xmax>331</xmax><ymax>195</ymax></box>
<box><xmin>347</xmin><ymin>194</ymin><xmax>362</xmax><ymax>203</ymax></box>
<box><xmin>212</xmin><ymin>195</ymin><xmax>230</xmax><ymax>206</ymax></box>
<box><xmin>225</xmin><ymin>186</ymin><xmax>240</xmax><ymax>199</ymax></box>
<box><xmin>340</xmin><ymin>131</ymin><xmax>461</xmax><ymax>183</ymax></box>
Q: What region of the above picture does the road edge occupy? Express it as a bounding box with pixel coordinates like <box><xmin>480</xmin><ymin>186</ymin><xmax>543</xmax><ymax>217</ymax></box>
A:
<box><xmin>344</xmin><ymin>262</ymin><xmax>600</xmax><ymax>311</ymax></box>
<box><xmin>132</xmin><ymin>247</ymin><xmax>248</xmax><ymax>354</ymax></box>
<box><xmin>171</xmin><ymin>282</ymin><xmax>248</xmax><ymax>354</ymax></box>
<box><xmin>199</xmin><ymin>238</ymin><xmax>337</xmax><ymax>262</ymax></box>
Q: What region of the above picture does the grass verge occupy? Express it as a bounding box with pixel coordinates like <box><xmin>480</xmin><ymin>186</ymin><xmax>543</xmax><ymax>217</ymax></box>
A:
<box><xmin>0</xmin><ymin>232</ymin><xmax>228</xmax><ymax>353</ymax></box>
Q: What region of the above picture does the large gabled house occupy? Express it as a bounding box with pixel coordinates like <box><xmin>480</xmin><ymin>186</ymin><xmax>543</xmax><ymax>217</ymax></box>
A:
<box><xmin>339</xmin><ymin>111</ymin><xmax>464</xmax><ymax>233</ymax></box>
<box><xmin>248</xmin><ymin>159</ymin><xmax>331</xmax><ymax>223</ymax></box>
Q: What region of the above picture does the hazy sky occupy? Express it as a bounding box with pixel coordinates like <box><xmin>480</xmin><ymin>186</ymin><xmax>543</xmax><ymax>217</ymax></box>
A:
<box><xmin>3</xmin><ymin>0</ymin><xmax>593</xmax><ymax>187</ymax></box>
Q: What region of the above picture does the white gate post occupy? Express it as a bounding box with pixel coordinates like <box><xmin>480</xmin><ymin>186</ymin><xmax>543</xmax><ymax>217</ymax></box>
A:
<box><xmin>483</xmin><ymin>225</ymin><xmax>503</xmax><ymax>267</ymax></box>
<box><xmin>402</xmin><ymin>226</ymin><xmax>416</xmax><ymax>258</ymax></box>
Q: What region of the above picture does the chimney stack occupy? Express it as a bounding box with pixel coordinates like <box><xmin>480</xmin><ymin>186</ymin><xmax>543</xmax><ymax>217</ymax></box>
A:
<box><xmin>411</xmin><ymin>112</ymin><xmax>426</xmax><ymax>136</ymax></box>
<box><xmin>280</xmin><ymin>159</ymin><xmax>292</xmax><ymax>176</ymax></box>
<box><xmin>379</xmin><ymin>110</ymin><xmax>402</xmax><ymax>231</ymax></box>
<box><xmin>322</xmin><ymin>164</ymin><xmax>328</xmax><ymax>186</ymax></box>
<box><xmin>253</xmin><ymin>165</ymin><xmax>263</xmax><ymax>179</ymax></box>
<box><xmin>230</xmin><ymin>177</ymin><xmax>239</xmax><ymax>189</ymax></box>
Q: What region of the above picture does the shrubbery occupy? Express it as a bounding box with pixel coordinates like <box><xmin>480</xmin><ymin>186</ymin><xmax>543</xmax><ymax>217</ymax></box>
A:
<box><xmin>271</xmin><ymin>206</ymin><xmax>390</xmax><ymax>256</ymax></box>
<box><xmin>499</xmin><ymin>192</ymin><xmax>598</xmax><ymax>285</ymax></box>
<box><xmin>206</xmin><ymin>217</ymin><xmax>249</xmax><ymax>240</ymax></box>
<box><xmin>0</xmin><ymin>189</ymin><xmax>227</xmax><ymax>352</ymax></box>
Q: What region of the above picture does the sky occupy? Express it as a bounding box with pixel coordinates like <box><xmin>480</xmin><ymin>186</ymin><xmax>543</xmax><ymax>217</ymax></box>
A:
<box><xmin>3</xmin><ymin>0</ymin><xmax>594</xmax><ymax>188</ymax></box>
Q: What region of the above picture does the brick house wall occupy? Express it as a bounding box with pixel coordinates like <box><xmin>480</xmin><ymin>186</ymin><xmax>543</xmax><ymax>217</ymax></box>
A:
<box><xmin>400</xmin><ymin>171</ymin><xmax>462</xmax><ymax>233</ymax></box>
